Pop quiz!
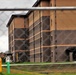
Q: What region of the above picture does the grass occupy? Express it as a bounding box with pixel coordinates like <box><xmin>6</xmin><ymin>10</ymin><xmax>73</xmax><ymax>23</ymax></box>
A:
<box><xmin>2</xmin><ymin>68</ymin><xmax>46</xmax><ymax>75</ymax></box>
<box><xmin>0</xmin><ymin>73</ymin><xmax>23</xmax><ymax>75</ymax></box>
<box><xmin>48</xmin><ymin>73</ymin><xmax>76</xmax><ymax>75</ymax></box>
<box><xmin>1</xmin><ymin>67</ymin><xmax>76</xmax><ymax>75</ymax></box>
<box><xmin>0</xmin><ymin>73</ymin><xmax>44</xmax><ymax>75</ymax></box>
<box><xmin>2</xmin><ymin>62</ymin><xmax>76</xmax><ymax>75</ymax></box>
<box><xmin>1</xmin><ymin>72</ymin><xmax>76</xmax><ymax>75</ymax></box>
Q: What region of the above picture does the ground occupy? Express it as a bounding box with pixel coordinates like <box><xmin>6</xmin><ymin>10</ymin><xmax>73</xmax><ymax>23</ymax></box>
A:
<box><xmin>1</xmin><ymin>62</ymin><xmax>76</xmax><ymax>75</ymax></box>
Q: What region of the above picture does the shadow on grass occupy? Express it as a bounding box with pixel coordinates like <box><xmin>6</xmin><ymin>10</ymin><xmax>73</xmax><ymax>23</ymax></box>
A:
<box><xmin>0</xmin><ymin>73</ymin><xmax>3</xmax><ymax>75</ymax></box>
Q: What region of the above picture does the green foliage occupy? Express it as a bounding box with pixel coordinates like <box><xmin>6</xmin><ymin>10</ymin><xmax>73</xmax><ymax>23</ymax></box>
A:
<box><xmin>0</xmin><ymin>73</ymin><xmax>3</xmax><ymax>75</ymax></box>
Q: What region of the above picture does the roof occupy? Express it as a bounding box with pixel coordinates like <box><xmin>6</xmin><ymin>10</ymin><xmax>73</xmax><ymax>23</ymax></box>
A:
<box><xmin>26</xmin><ymin>0</ymin><xmax>49</xmax><ymax>16</ymax></box>
<box><xmin>7</xmin><ymin>0</ymin><xmax>49</xmax><ymax>27</ymax></box>
<box><xmin>6</xmin><ymin>14</ymin><xmax>27</xmax><ymax>27</ymax></box>
<box><xmin>25</xmin><ymin>0</ymin><xmax>41</xmax><ymax>16</ymax></box>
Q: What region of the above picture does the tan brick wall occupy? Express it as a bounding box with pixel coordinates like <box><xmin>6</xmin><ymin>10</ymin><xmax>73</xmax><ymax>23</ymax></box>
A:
<box><xmin>14</xmin><ymin>18</ymin><xmax>25</xmax><ymax>28</ymax></box>
<box><xmin>50</xmin><ymin>0</ymin><xmax>76</xmax><ymax>62</ymax></box>
<box><xmin>25</xmin><ymin>18</ymin><xmax>29</xmax><ymax>28</ymax></box>
<box><xmin>29</xmin><ymin>12</ymin><xmax>34</xmax><ymax>27</ymax></box>
<box><xmin>40</xmin><ymin>1</ymin><xmax>50</xmax><ymax>17</ymax></box>
<box><xmin>50</xmin><ymin>11</ymin><xmax>56</xmax><ymax>31</ymax></box>
<box><xmin>56</xmin><ymin>11</ymin><xmax>76</xmax><ymax>30</ymax></box>
<box><xmin>34</xmin><ymin>11</ymin><xmax>39</xmax><ymax>23</ymax></box>
<box><xmin>56</xmin><ymin>0</ymin><xmax>76</xmax><ymax>6</ymax></box>
<box><xmin>9</xmin><ymin>20</ymin><xmax>14</xmax><ymax>33</ymax></box>
<box><xmin>50</xmin><ymin>0</ymin><xmax>76</xmax><ymax>31</ymax></box>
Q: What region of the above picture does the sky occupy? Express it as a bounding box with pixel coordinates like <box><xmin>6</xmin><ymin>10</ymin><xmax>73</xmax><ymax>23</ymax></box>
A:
<box><xmin>0</xmin><ymin>0</ymin><xmax>36</xmax><ymax>52</ymax></box>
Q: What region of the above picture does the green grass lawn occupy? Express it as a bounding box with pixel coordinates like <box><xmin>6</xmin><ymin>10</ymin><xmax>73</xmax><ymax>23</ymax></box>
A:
<box><xmin>49</xmin><ymin>73</ymin><xmax>76</xmax><ymax>75</ymax></box>
<box><xmin>2</xmin><ymin>68</ymin><xmax>45</xmax><ymax>75</ymax></box>
<box><xmin>1</xmin><ymin>72</ymin><xmax>76</xmax><ymax>75</ymax></box>
<box><xmin>2</xmin><ymin>62</ymin><xmax>76</xmax><ymax>75</ymax></box>
<box><xmin>0</xmin><ymin>73</ymin><xmax>23</xmax><ymax>75</ymax></box>
<box><xmin>1</xmin><ymin>67</ymin><xmax>76</xmax><ymax>75</ymax></box>
<box><xmin>0</xmin><ymin>73</ymin><xmax>44</xmax><ymax>75</ymax></box>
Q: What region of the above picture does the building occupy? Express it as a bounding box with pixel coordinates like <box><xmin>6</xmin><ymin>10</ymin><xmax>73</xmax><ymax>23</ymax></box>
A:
<box><xmin>7</xmin><ymin>0</ymin><xmax>76</xmax><ymax>62</ymax></box>
<box><xmin>7</xmin><ymin>15</ymin><xmax>29</xmax><ymax>62</ymax></box>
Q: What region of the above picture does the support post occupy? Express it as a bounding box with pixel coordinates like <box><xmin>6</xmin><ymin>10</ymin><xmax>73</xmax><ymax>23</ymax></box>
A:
<box><xmin>6</xmin><ymin>56</ymin><xmax>10</xmax><ymax>74</ymax></box>
<box><xmin>69</xmin><ymin>52</ymin><xmax>73</xmax><ymax>62</ymax></box>
<box><xmin>7</xmin><ymin>62</ymin><xmax>10</xmax><ymax>74</ymax></box>
<box><xmin>0</xmin><ymin>58</ymin><xmax>2</xmax><ymax>73</ymax></box>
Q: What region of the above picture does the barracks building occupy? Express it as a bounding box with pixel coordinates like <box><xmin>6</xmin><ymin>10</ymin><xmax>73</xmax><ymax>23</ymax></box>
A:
<box><xmin>7</xmin><ymin>0</ymin><xmax>76</xmax><ymax>62</ymax></box>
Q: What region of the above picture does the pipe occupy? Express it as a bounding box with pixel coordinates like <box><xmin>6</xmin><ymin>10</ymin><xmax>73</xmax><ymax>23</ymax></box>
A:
<box><xmin>0</xmin><ymin>7</ymin><xmax>76</xmax><ymax>11</ymax></box>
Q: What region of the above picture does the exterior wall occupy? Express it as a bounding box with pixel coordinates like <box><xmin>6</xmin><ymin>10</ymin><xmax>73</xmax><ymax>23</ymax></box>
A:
<box><xmin>13</xmin><ymin>17</ymin><xmax>25</xmax><ymax>62</ymax></box>
<box><xmin>34</xmin><ymin>10</ymin><xmax>40</xmax><ymax>62</ymax></box>
<box><xmin>50</xmin><ymin>0</ymin><xmax>76</xmax><ymax>62</ymax></box>
<box><xmin>25</xmin><ymin>18</ymin><xmax>29</xmax><ymax>61</ymax></box>
<box><xmin>8</xmin><ymin>0</ymin><xmax>76</xmax><ymax>63</ymax></box>
<box><xmin>14</xmin><ymin>18</ymin><xmax>25</xmax><ymax>28</ymax></box>
<box><xmin>9</xmin><ymin>17</ymin><xmax>29</xmax><ymax>62</ymax></box>
<box><xmin>29</xmin><ymin>12</ymin><xmax>34</xmax><ymax>62</ymax></box>
<box><xmin>9</xmin><ymin>20</ymin><xmax>15</xmax><ymax>55</ymax></box>
<box><xmin>29</xmin><ymin>0</ymin><xmax>51</xmax><ymax>62</ymax></box>
<box><xmin>40</xmin><ymin>0</ymin><xmax>51</xmax><ymax>62</ymax></box>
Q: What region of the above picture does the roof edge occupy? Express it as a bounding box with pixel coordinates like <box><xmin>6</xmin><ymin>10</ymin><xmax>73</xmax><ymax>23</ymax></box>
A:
<box><xmin>7</xmin><ymin>14</ymin><xmax>26</xmax><ymax>27</ymax></box>
<box><xmin>7</xmin><ymin>0</ymin><xmax>48</xmax><ymax>27</ymax></box>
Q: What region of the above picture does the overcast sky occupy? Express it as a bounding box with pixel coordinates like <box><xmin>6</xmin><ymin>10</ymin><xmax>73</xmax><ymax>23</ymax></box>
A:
<box><xmin>0</xmin><ymin>0</ymin><xmax>36</xmax><ymax>52</ymax></box>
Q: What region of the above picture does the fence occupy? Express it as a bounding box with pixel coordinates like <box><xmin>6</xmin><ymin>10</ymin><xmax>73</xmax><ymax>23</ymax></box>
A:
<box><xmin>0</xmin><ymin>3</ymin><xmax>76</xmax><ymax>75</ymax></box>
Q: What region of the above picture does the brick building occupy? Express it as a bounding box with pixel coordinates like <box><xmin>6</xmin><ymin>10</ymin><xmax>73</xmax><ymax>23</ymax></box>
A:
<box><xmin>7</xmin><ymin>0</ymin><xmax>76</xmax><ymax>62</ymax></box>
<box><xmin>7</xmin><ymin>15</ymin><xmax>29</xmax><ymax>62</ymax></box>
